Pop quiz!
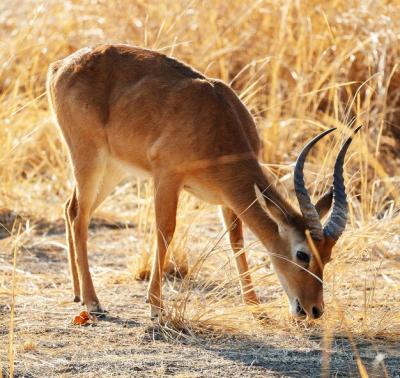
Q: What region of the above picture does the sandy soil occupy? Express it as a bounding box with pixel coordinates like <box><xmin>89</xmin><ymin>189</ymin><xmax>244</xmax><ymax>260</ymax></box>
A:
<box><xmin>1</xmin><ymin>219</ymin><xmax>399</xmax><ymax>378</ymax></box>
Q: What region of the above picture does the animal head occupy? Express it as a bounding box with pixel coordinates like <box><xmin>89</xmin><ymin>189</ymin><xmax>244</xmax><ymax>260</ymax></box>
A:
<box><xmin>255</xmin><ymin>126</ymin><xmax>361</xmax><ymax>319</ymax></box>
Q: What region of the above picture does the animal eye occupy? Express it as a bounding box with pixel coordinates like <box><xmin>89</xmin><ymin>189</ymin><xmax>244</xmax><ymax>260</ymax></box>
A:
<box><xmin>296</xmin><ymin>251</ymin><xmax>310</xmax><ymax>264</ymax></box>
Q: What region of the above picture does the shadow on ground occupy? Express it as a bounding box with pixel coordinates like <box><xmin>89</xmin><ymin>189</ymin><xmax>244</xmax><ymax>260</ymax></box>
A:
<box><xmin>146</xmin><ymin>323</ymin><xmax>399</xmax><ymax>377</ymax></box>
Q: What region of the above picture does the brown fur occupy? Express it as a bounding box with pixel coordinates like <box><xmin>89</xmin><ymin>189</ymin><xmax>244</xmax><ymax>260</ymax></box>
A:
<box><xmin>47</xmin><ymin>44</ymin><xmax>334</xmax><ymax>319</ymax></box>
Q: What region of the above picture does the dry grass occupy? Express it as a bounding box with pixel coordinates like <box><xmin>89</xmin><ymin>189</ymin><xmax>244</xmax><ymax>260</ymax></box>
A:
<box><xmin>1</xmin><ymin>0</ymin><xmax>400</xmax><ymax>376</ymax></box>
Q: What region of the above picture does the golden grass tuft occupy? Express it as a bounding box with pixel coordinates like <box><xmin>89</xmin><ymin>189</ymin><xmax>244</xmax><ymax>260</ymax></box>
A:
<box><xmin>1</xmin><ymin>0</ymin><xmax>400</xmax><ymax>376</ymax></box>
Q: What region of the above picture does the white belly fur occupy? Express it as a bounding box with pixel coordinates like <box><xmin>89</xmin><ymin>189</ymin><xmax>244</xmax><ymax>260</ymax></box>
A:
<box><xmin>183</xmin><ymin>183</ymin><xmax>223</xmax><ymax>204</ymax></box>
<box><xmin>109</xmin><ymin>158</ymin><xmax>222</xmax><ymax>205</ymax></box>
<box><xmin>110</xmin><ymin>157</ymin><xmax>151</xmax><ymax>179</ymax></box>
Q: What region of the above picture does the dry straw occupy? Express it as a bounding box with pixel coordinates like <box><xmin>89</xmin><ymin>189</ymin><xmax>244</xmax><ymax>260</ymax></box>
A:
<box><xmin>1</xmin><ymin>0</ymin><xmax>399</xmax><ymax>376</ymax></box>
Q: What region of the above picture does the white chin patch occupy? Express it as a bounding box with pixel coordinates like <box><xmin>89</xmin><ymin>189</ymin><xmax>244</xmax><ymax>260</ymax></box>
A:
<box><xmin>289</xmin><ymin>298</ymin><xmax>307</xmax><ymax>319</ymax></box>
<box><xmin>289</xmin><ymin>300</ymin><xmax>299</xmax><ymax>317</ymax></box>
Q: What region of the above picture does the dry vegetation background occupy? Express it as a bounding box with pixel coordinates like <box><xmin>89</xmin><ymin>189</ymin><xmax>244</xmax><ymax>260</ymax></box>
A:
<box><xmin>1</xmin><ymin>0</ymin><xmax>400</xmax><ymax>377</ymax></box>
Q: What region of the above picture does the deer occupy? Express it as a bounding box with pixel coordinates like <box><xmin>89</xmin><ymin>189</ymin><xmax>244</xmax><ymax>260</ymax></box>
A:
<box><xmin>46</xmin><ymin>44</ymin><xmax>360</xmax><ymax>321</ymax></box>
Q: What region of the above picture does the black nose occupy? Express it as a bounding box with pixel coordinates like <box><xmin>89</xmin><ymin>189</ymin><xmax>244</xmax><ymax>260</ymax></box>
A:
<box><xmin>312</xmin><ymin>306</ymin><xmax>323</xmax><ymax>319</ymax></box>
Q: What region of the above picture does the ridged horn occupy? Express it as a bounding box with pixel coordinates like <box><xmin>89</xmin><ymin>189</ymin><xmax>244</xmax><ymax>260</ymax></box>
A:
<box><xmin>294</xmin><ymin>128</ymin><xmax>336</xmax><ymax>240</ymax></box>
<box><xmin>324</xmin><ymin>125</ymin><xmax>362</xmax><ymax>240</ymax></box>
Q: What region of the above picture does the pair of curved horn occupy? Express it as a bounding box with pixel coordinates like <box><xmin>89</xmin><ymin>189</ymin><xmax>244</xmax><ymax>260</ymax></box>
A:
<box><xmin>294</xmin><ymin>126</ymin><xmax>361</xmax><ymax>241</ymax></box>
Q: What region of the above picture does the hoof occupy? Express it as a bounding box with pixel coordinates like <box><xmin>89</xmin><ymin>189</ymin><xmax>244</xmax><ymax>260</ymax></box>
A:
<box><xmin>252</xmin><ymin>311</ymin><xmax>271</xmax><ymax>324</ymax></box>
<box><xmin>90</xmin><ymin>309</ymin><xmax>108</xmax><ymax>319</ymax></box>
<box><xmin>165</xmin><ymin>261</ymin><xmax>189</xmax><ymax>280</ymax></box>
<box><xmin>87</xmin><ymin>302</ymin><xmax>107</xmax><ymax>318</ymax></box>
<box><xmin>73</xmin><ymin>296</ymin><xmax>81</xmax><ymax>303</ymax></box>
<box><xmin>149</xmin><ymin>305</ymin><xmax>163</xmax><ymax>321</ymax></box>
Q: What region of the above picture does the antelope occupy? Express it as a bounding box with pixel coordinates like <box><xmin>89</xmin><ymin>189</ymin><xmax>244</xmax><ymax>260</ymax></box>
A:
<box><xmin>47</xmin><ymin>44</ymin><xmax>359</xmax><ymax>320</ymax></box>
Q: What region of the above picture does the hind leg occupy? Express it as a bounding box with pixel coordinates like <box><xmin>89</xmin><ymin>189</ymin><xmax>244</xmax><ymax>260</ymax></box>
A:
<box><xmin>65</xmin><ymin>188</ymin><xmax>81</xmax><ymax>302</ymax></box>
<box><xmin>69</xmin><ymin>148</ymin><xmax>113</xmax><ymax>314</ymax></box>
<box><xmin>147</xmin><ymin>175</ymin><xmax>181</xmax><ymax>319</ymax></box>
<box><xmin>66</xmin><ymin>161</ymin><xmax>125</xmax><ymax>307</ymax></box>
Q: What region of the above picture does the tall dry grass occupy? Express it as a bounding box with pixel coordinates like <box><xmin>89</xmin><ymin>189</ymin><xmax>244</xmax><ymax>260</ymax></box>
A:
<box><xmin>1</xmin><ymin>0</ymin><xmax>399</xmax><ymax>373</ymax></box>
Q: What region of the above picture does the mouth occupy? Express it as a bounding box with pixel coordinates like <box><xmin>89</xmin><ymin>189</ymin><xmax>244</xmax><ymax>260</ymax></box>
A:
<box><xmin>294</xmin><ymin>299</ymin><xmax>307</xmax><ymax>318</ymax></box>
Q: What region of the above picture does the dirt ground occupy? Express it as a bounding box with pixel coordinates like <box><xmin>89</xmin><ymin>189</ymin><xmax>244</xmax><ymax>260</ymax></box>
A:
<box><xmin>1</xmin><ymin>219</ymin><xmax>399</xmax><ymax>378</ymax></box>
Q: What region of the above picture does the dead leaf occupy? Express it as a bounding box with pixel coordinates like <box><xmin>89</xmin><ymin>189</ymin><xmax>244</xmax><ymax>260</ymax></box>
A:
<box><xmin>72</xmin><ymin>311</ymin><xmax>90</xmax><ymax>326</ymax></box>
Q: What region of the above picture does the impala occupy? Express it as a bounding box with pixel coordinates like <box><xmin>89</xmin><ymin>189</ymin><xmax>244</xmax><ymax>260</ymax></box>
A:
<box><xmin>47</xmin><ymin>44</ymin><xmax>359</xmax><ymax>320</ymax></box>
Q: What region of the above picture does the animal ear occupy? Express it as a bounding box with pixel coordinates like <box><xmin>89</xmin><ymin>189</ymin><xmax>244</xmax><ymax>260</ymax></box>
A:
<box><xmin>254</xmin><ymin>184</ymin><xmax>288</xmax><ymax>225</ymax></box>
<box><xmin>254</xmin><ymin>184</ymin><xmax>269</xmax><ymax>212</ymax></box>
<box><xmin>315</xmin><ymin>187</ymin><xmax>333</xmax><ymax>219</ymax></box>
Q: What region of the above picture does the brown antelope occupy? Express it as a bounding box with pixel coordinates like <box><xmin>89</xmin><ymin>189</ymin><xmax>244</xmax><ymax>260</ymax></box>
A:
<box><xmin>47</xmin><ymin>44</ymin><xmax>359</xmax><ymax>320</ymax></box>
